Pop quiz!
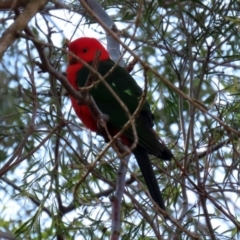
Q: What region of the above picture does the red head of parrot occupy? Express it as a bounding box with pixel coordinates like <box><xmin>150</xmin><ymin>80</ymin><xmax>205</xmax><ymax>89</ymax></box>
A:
<box><xmin>67</xmin><ymin>37</ymin><xmax>110</xmax><ymax>87</ymax></box>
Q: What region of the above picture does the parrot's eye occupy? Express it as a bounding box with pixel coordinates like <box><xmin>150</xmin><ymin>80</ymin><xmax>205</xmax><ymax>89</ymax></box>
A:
<box><xmin>83</xmin><ymin>48</ymin><xmax>88</xmax><ymax>53</ymax></box>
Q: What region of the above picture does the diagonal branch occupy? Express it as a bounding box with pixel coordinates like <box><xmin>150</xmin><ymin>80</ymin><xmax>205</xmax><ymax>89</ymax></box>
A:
<box><xmin>0</xmin><ymin>0</ymin><xmax>48</xmax><ymax>58</ymax></box>
<box><xmin>1</xmin><ymin>176</ymin><xmax>52</xmax><ymax>217</ymax></box>
<box><xmin>78</xmin><ymin>0</ymin><xmax>125</xmax><ymax>66</ymax></box>
<box><xmin>0</xmin><ymin>0</ymin><xmax>26</xmax><ymax>10</ymax></box>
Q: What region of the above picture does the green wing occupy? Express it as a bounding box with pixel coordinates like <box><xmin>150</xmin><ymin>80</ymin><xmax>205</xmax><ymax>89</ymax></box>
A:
<box><xmin>76</xmin><ymin>60</ymin><xmax>172</xmax><ymax>160</ymax></box>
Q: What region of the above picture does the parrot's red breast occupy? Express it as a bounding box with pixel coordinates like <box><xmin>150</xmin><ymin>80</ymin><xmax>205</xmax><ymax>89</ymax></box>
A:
<box><xmin>66</xmin><ymin>38</ymin><xmax>109</xmax><ymax>132</ymax></box>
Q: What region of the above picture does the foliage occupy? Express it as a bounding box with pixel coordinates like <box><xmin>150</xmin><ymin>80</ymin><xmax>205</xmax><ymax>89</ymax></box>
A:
<box><xmin>0</xmin><ymin>0</ymin><xmax>240</xmax><ymax>239</ymax></box>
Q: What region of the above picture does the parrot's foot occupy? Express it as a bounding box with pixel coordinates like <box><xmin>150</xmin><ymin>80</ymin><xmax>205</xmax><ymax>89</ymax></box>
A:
<box><xmin>97</xmin><ymin>113</ymin><xmax>111</xmax><ymax>143</ymax></box>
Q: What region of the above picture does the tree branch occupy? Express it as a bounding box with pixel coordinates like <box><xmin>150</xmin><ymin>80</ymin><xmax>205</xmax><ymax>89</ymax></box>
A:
<box><xmin>0</xmin><ymin>0</ymin><xmax>26</xmax><ymax>10</ymax></box>
<box><xmin>111</xmin><ymin>144</ymin><xmax>130</xmax><ymax>240</ymax></box>
<box><xmin>79</xmin><ymin>0</ymin><xmax>125</xmax><ymax>66</ymax></box>
<box><xmin>0</xmin><ymin>0</ymin><xmax>48</xmax><ymax>58</ymax></box>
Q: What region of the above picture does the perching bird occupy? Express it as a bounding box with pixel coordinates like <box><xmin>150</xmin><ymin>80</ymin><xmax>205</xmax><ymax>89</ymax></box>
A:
<box><xmin>66</xmin><ymin>37</ymin><xmax>172</xmax><ymax>210</ymax></box>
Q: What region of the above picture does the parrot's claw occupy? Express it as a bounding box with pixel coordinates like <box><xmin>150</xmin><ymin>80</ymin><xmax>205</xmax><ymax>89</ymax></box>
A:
<box><xmin>97</xmin><ymin>113</ymin><xmax>110</xmax><ymax>142</ymax></box>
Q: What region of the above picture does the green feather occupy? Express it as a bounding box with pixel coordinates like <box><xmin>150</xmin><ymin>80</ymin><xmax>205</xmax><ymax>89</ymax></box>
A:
<box><xmin>76</xmin><ymin>60</ymin><xmax>172</xmax><ymax>160</ymax></box>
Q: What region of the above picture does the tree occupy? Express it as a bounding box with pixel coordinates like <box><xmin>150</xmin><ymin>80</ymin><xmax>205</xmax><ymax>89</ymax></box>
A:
<box><xmin>0</xmin><ymin>0</ymin><xmax>239</xmax><ymax>239</ymax></box>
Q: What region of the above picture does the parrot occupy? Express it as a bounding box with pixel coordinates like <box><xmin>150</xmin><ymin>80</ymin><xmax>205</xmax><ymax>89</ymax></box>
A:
<box><xmin>66</xmin><ymin>37</ymin><xmax>173</xmax><ymax>211</ymax></box>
